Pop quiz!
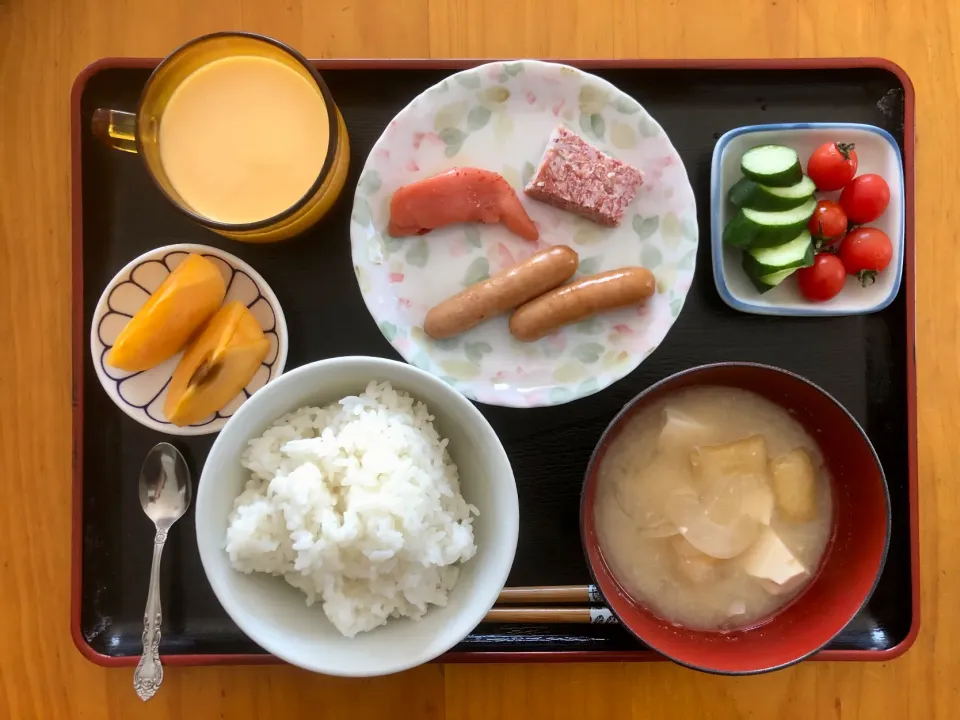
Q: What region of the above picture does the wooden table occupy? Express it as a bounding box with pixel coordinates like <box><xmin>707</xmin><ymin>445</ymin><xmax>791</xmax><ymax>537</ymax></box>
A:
<box><xmin>1</xmin><ymin>0</ymin><xmax>957</xmax><ymax>717</ymax></box>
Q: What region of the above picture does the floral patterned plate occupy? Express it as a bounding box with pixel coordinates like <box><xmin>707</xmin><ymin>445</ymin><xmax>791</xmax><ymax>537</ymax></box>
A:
<box><xmin>91</xmin><ymin>244</ymin><xmax>288</xmax><ymax>435</ymax></box>
<box><xmin>350</xmin><ymin>60</ymin><xmax>697</xmax><ymax>407</ymax></box>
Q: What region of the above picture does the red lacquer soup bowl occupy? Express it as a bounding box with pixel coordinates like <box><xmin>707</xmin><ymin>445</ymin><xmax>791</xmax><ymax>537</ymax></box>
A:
<box><xmin>581</xmin><ymin>363</ymin><xmax>891</xmax><ymax>674</ymax></box>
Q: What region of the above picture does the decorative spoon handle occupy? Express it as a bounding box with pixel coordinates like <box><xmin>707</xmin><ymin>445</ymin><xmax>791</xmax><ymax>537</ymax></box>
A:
<box><xmin>134</xmin><ymin>528</ymin><xmax>167</xmax><ymax>701</ymax></box>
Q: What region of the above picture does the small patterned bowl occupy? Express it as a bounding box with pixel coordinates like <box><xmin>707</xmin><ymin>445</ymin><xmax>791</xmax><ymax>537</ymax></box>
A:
<box><xmin>711</xmin><ymin>123</ymin><xmax>905</xmax><ymax>316</ymax></box>
<box><xmin>90</xmin><ymin>244</ymin><xmax>288</xmax><ymax>436</ymax></box>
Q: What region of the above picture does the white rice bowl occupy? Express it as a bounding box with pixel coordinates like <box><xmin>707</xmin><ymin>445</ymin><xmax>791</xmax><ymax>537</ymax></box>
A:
<box><xmin>195</xmin><ymin>356</ymin><xmax>518</xmax><ymax>677</ymax></box>
<box><xmin>225</xmin><ymin>381</ymin><xmax>479</xmax><ymax>638</ymax></box>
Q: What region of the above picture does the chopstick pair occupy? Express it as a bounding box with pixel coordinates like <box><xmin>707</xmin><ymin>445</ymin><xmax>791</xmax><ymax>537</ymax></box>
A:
<box><xmin>481</xmin><ymin>584</ymin><xmax>619</xmax><ymax>625</ymax></box>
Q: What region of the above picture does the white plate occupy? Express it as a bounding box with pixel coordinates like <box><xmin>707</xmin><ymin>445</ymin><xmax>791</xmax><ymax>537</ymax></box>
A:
<box><xmin>350</xmin><ymin>60</ymin><xmax>698</xmax><ymax>407</ymax></box>
<box><xmin>90</xmin><ymin>244</ymin><xmax>288</xmax><ymax>435</ymax></box>
<box><xmin>711</xmin><ymin>123</ymin><xmax>905</xmax><ymax>316</ymax></box>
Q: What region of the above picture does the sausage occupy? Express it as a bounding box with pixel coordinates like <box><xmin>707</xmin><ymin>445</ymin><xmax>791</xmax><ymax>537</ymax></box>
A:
<box><xmin>424</xmin><ymin>246</ymin><xmax>579</xmax><ymax>339</ymax></box>
<box><xmin>509</xmin><ymin>267</ymin><xmax>656</xmax><ymax>342</ymax></box>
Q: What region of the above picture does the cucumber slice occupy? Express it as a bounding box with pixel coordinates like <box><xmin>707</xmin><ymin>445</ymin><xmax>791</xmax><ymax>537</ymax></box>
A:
<box><xmin>741</xmin><ymin>256</ymin><xmax>799</xmax><ymax>294</ymax></box>
<box><xmin>728</xmin><ymin>176</ymin><xmax>816</xmax><ymax>211</ymax></box>
<box><xmin>740</xmin><ymin>145</ymin><xmax>803</xmax><ymax>187</ymax></box>
<box><xmin>722</xmin><ymin>197</ymin><xmax>817</xmax><ymax>249</ymax></box>
<box><xmin>744</xmin><ymin>230</ymin><xmax>814</xmax><ymax>275</ymax></box>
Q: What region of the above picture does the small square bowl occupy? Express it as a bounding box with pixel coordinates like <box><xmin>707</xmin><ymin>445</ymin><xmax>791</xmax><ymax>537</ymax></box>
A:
<box><xmin>711</xmin><ymin>123</ymin><xmax>905</xmax><ymax>316</ymax></box>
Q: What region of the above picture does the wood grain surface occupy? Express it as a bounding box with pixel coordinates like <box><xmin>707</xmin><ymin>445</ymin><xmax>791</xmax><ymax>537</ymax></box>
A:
<box><xmin>1</xmin><ymin>0</ymin><xmax>957</xmax><ymax>717</ymax></box>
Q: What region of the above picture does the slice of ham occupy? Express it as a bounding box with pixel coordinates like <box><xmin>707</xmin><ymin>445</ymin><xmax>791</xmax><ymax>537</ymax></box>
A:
<box><xmin>388</xmin><ymin>168</ymin><xmax>539</xmax><ymax>241</ymax></box>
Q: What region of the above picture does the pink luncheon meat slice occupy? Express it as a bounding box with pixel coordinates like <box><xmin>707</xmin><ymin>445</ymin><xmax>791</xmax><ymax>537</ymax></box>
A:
<box><xmin>524</xmin><ymin>126</ymin><xmax>644</xmax><ymax>227</ymax></box>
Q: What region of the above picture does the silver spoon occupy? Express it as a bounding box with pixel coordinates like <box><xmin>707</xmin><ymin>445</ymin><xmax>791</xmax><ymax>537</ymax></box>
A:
<box><xmin>133</xmin><ymin>442</ymin><xmax>192</xmax><ymax>701</ymax></box>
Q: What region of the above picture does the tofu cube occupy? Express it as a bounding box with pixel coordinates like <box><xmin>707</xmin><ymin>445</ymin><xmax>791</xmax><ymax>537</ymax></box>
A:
<box><xmin>770</xmin><ymin>448</ymin><xmax>818</xmax><ymax>522</ymax></box>
<box><xmin>741</xmin><ymin>526</ymin><xmax>809</xmax><ymax>595</ymax></box>
<box><xmin>658</xmin><ymin>407</ymin><xmax>715</xmax><ymax>452</ymax></box>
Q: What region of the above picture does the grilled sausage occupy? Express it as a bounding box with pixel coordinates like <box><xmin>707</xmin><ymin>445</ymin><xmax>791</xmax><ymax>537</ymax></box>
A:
<box><xmin>509</xmin><ymin>267</ymin><xmax>656</xmax><ymax>342</ymax></box>
<box><xmin>424</xmin><ymin>246</ymin><xmax>579</xmax><ymax>339</ymax></box>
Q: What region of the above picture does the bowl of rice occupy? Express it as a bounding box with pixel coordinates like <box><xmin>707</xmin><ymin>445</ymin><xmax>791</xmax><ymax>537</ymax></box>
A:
<box><xmin>195</xmin><ymin>356</ymin><xmax>519</xmax><ymax>677</ymax></box>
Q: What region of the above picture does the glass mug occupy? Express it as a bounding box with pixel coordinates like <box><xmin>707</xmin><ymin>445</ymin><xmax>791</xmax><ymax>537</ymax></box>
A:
<box><xmin>92</xmin><ymin>32</ymin><xmax>350</xmax><ymax>243</ymax></box>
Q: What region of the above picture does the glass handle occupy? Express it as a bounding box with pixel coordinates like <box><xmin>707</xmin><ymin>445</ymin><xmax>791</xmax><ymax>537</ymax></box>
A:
<box><xmin>92</xmin><ymin>108</ymin><xmax>138</xmax><ymax>153</ymax></box>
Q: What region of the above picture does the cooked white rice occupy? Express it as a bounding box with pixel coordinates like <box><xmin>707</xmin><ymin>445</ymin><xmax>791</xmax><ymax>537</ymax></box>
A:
<box><xmin>225</xmin><ymin>380</ymin><xmax>479</xmax><ymax>637</ymax></box>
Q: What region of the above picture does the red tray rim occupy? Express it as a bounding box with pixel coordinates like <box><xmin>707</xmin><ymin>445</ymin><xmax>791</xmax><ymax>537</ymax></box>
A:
<box><xmin>70</xmin><ymin>56</ymin><xmax>919</xmax><ymax>669</ymax></box>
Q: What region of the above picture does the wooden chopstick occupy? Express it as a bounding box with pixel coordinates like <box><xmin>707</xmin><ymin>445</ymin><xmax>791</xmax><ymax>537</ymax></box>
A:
<box><xmin>482</xmin><ymin>585</ymin><xmax>614</xmax><ymax>624</ymax></box>
<box><xmin>483</xmin><ymin>607</ymin><xmax>617</xmax><ymax>624</ymax></box>
<box><xmin>495</xmin><ymin>584</ymin><xmax>601</xmax><ymax>605</ymax></box>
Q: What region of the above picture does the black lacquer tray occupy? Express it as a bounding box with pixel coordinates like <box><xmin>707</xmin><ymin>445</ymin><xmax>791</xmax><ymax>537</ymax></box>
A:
<box><xmin>71</xmin><ymin>58</ymin><xmax>917</xmax><ymax>665</ymax></box>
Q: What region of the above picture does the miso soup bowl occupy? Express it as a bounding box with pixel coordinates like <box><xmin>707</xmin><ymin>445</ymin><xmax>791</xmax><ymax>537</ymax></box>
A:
<box><xmin>581</xmin><ymin>362</ymin><xmax>891</xmax><ymax>675</ymax></box>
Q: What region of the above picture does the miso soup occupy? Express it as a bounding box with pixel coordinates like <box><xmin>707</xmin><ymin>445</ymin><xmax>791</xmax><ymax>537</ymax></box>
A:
<box><xmin>593</xmin><ymin>386</ymin><xmax>833</xmax><ymax>631</ymax></box>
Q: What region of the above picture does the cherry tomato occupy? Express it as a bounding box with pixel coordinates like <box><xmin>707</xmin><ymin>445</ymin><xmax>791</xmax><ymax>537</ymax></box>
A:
<box><xmin>807</xmin><ymin>200</ymin><xmax>848</xmax><ymax>244</ymax></box>
<box><xmin>839</xmin><ymin>227</ymin><xmax>893</xmax><ymax>285</ymax></box>
<box><xmin>807</xmin><ymin>142</ymin><xmax>858</xmax><ymax>191</ymax></box>
<box><xmin>798</xmin><ymin>253</ymin><xmax>846</xmax><ymax>302</ymax></box>
<box><xmin>839</xmin><ymin>174</ymin><xmax>890</xmax><ymax>224</ymax></box>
